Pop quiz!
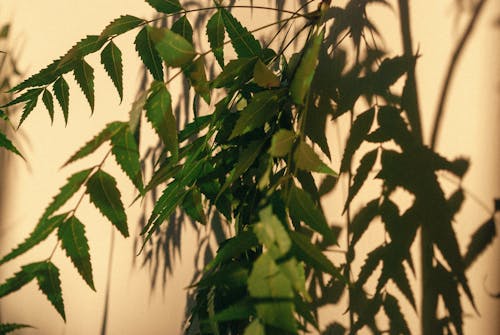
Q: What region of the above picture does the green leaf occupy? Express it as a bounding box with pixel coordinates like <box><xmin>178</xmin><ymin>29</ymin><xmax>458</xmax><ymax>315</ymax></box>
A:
<box><xmin>294</xmin><ymin>140</ymin><xmax>337</xmax><ymax>176</ymax></box>
<box><xmin>0</xmin><ymin>215</ymin><xmax>66</xmax><ymax>266</ymax></box>
<box><xmin>0</xmin><ymin>262</ymin><xmax>42</xmax><ymax>298</ymax></box>
<box><xmin>206</xmin><ymin>231</ymin><xmax>259</xmax><ymax>271</ymax></box>
<box><xmin>254</xmin><ymin>207</ymin><xmax>291</xmax><ymax>259</ymax></box>
<box><xmin>101</xmin><ymin>41</ymin><xmax>124</xmax><ymax>101</ymax></box>
<box><xmin>63</xmin><ymin>121</ymin><xmax>125</xmax><ymax>166</ymax></box>
<box><xmin>182</xmin><ymin>187</ymin><xmax>206</xmax><ymax>225</ymax></box>
<box><xmin>58</xmin><ymin>35</ymin><xmax>106</xmax><ymax>69</ymax></box>
<box><xmin>111</xmin><ymin>126</ymin><xmax>143</xmax><ymax>191</ymax></box>
<box><xmin>128</xmin><ymin>91</ymin><xmax>147</xmax><ymax>132</ymax></box>
<box><xmin>248</xmin><ymin>253</ymin><xmax>296</xmax><ymax>332</ymax></box>
<box><xmin>206</xmin><ymin>10</ymin><xmax>225</xmax><ymax>67</ymax></box>
<box><xmin>244</xmin><ymin>319</ymin><xmax>265</xmax><ymax>335</ymax></box>
<box><xmin>185</xmin><ymin>56</ymin><xmax>211</xmax><ymax>104</ymax></box>
<box><xmin>290</xmin><ymin>29</ymin><xmax>324</xmax><ymax>105</ymax></box>
<box><xmin>58</xmin><ymin>216</ymin><xmax>94</xmax><ymax>290</ymax></box>
<box><xmin>340</xmin><ymin>107</ymin><xmax>375</xmax><ymax>173</ymax></box>
<box><xmin>464</xmin><ymin>217</ymin><xmax>496</xmax><ymax>268</ymax></box>
<box><xmin>73</xmin><ymin>59</ymin><xmax>95</xmax><ymax>112</ymax></box>
<box><xmin>35</xmin><ymin>262</ymin><xmax>65</xmax><ymax>321</ymax></box>
<box><xmin>279</xmin><ymin>258</ymin><xmax>309</xmax><ymax>300</ymax></box>
<box><xmin>269</xmin><ymin>129</ymin><xmax>295</xmax><ymax>157</ymax></box>
<box><xmin>288</xmin><ymin>184</ymin><xmax>337</xmax><ymax>244</ymax></box>
<box><xmin>254</xmin><ymin>59</ymin><xmax>280</xmax><ymax>88</ymax></box>
<box><xmin>53</xmin><ymin>76</ymin><xmax>70</xmax><ymax>124</ymax></box>
<box><xmin>86</xmin><ymin>170</ymin><xmax>128</xmax><ymax>237</ymax></box>
<box><xmin>1</xmin><ymin>88</ymin><xmax>43</xmax><ymax>109</ymax></box>
<box><xmin>18</xmin><ymin>94</ymin><xmax>41</xmax><ymax>127</ymax></box>
<box><xmin>220</xmin><ymin>8</ymin><xmax>262</xmax><ymax>59</ymax></box>
<box><xmin>145</xmin><ymin>81</ymin><xmax>178</xmax><ymax>160</ymax></box>
<box><xmin>0</xmin><ymin>131</ymin><xmax>23</xmax><ymax>158</ymax></box>
<box><xmin>208</xmin><ymin>300</ymin><xmax>254</xmax><ymax>323</ymax></box>
<box><xmin>0</xmin><ymin>323</ymin><xmax>32</xmax><ymax>334</ymax></box>
<box><xmin>150</xmin><ymin>27</ymin><xmax>196</xmax><ymax>68</ymax></box>
<box><xmin>350</xmin><ymin>199</ymin><xmax>379</xmax><ymax>247</ymax></box>
<box><xmin>145</xmin><ymin>0</ymin><xmax>182</xmax><ymax>14</ymax></box>
<box><xmin>383</xmin><ymin>293</ymin><xmax>410</xmax><ymax>335</ymax></box>
<box><xmin>230</xmin><ymin>90</ymin><xmax>280</xmax><ymax>139</ymax></box>
<box><xmin>344</xmin><ymin>148</ymin><xmax>378</xmax><ymax>212</ymax></box>
<box><xmin>171</xmin><ymin>15</ymin><xmax>193</xmax><ymax>44</ymax></box>
<box><xmin>42</xmin><ymin>89</ymin><xmax>55</xmax><ymax>123</ymax></box>
<box><xmin>99</xmin><ymin>15</ymin><xmax>145</xmax><ymax>40</ymax></box>
<box><xmin>135</xmin><ymin>26</ymin><xmax>164</xmax><ymax>81</ymax></box>
<box><xmin>212</xmin><ymin>57</ymin><xmax>257</xmax><ymax>88</ymax></box>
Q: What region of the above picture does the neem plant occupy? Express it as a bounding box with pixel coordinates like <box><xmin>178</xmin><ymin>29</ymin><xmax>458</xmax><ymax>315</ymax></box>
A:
<box><xmin>0</xmin><ymin>1</ymin><xmax>498</xmax><ymax>334</ymax></box>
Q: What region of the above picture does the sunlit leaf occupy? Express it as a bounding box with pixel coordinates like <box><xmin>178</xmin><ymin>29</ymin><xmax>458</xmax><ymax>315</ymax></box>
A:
<box><xmin>73</xmin><ymin>59</ymin><xmax>95</xmax><ymax>112</ymax></box>
<box><xmin>243</xmin><ymin>319</ymin><xmax>265</xmax><ymax>335</ymax></box>
<box><xmin>111</xmin><ymin>125</ymin><xmax>143</xmax><ymax>191</ymax></box>
<box><xmin>182</xmin><ymin>187</ymin><xmax>206</xmax><ymax>224</ymax></box>
<box><xmin>101</xmin><ymin>41</ymin><xmax>124</xmax><ymax>101</ymax></box>
<box><xmin>129</xmin><ymin>90</ymin><xmax>147</xmax><ymax>132</ymax></box>
<box><xmin>145</xmin><ymin>0</ymin><xmax>182</xmax><ymax>14</ymax></box>
<box><xmin>269</xmin><ymin>129</ymin><xmax>295</xmax><ymax>157</ymax></box>
<box><xmin>99</xmin><ymin>15</ymin><xmax>144</xmax><ymax>40</ymax></box>
<box><xmin>220</xmin><ymin>8</ymin><xmax>262</xmax><ymax>59</ymax></box>
<box><xmin>135</xmin><ymin>26</ymin><xmax>164</xmax><ymax>81</ymax></box>
<box><xmin>171</xmin><ymin>15</ymin><xmax>193</xmax><ymax>44</ymax></box>
<box><xmin>254</xmin><ymin>59</ymin><xmax>280</xmax><ymax>88</ymax></box>
<box><xmin>212</xmin><ymin>57</ymin><xmax>257</xmax><ymax>88</ymax></box>
<box><xmin>42</xmin><ymin>89</ymin><xmax>55</xmax><ymax>123</ymax></box>
<box><xmin>58</xmin><ymin>35</ymin><xmax>106</xmax><ymax>69</ymax></box>
<box><xmin>294</xmin><ymin>140</ymin><xmax>337</xmax><ymax>176</ymax></box>
<box><xmin>206</xmin><ymin>10</ymin><xmax>225</xmax><ymax>67</ymax></box>
<box><xmin>185</xmin><ymin>56</ymin><xmax>211</xmax><ymax>104</ymax></box>
<box><xmin>150</xmin><ymin>27</ymin><xmax>196</xmax><ymax>68</ymax></box>
<box><xmin>254</xmin><ymin>207</ymin><xmax>291</xmax><ymax>259</ymax></box>
<box><xmin>0</xmin><ymin>262</ymin><xmax>43</xmax><ymax>298</ymax></box>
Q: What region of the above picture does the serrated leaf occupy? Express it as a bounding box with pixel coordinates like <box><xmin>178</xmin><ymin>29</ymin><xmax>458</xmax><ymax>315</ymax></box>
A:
<box><xmin>206</xmin><ymin>231</ymin><xmax>259</xmax><ymax>271</ymax></box>
<box><xmin>145</xmin><ymin>0</ymin><xmax>182</xmax><ymax>14</ymax></box>
<box><xmin>53</xmin><ymin>76</ymin><xmax>70</xmax><ymax>124</ymax></box>
<box><xmin>171</xmin><ymin>15</ymin><xmax>193</xmax><ymax>44</ymax></box>
<box><xmin>248</xmin><ymin>253</ymin><xmax>296</xmax><ymax>332</ymax></box>
<box><xmin>35</xmin><ymin>262</ymin><xmax>65</xmax><ymax>321</ymax></box>
<box><xmin>73</xmin><ymin>59</ymin><xmax>95</xmax><ymax>112</ymax></box>
<box><xmin>86</xmin><ymin>170</ymin><xmax>128</xmax><ymax>237</ymax></box>
<box><xmin>230</xmin><ymin>90</ymin><xmax>279</xmax><ymax>139</ymax></box>
<box><xmin>58</xmin><ymin>216</ymin><xmax>94</xmax><ymax>290</ymax></box>
<box><xmin>185</xmin><ymin>56</ymin><xmax>211</xmax><ymax>104</ymax></box>
<box><xmin>99</xmin><ymin>15</ymin><xmax>144</xmax><ymax>40</ymax></box>
<box><xmin>0</xmin><ymin>131</ymin><xmax>23</xmax><ymax>158</ymax></box>
<box><xmin>220</xmin><ymin>8</ymin><xmax>262</xmax><ymax>59</ymax></box>
<box><xmin>182</xmin><ymin>187</ymin><xmax>206</xmax><ymax>224</ymax></box>
<box><xmin>145</xmin><ymin>81</ymin><xmax>178</xmax><ymax>160</ymax></box>
<box><xmin>464</xmin><ymin>217</ymin><xmax>496</xmax><ymax>268</ymax></box>
<box><xmin>269</xmin><ymin>129</ymin><xmax>295</xmax><ymax>157</ymax></box>
<box><xmin>1</xmin><ymin>88</ymin><xmax>43</xmax><ymax>108</ymax></box>
<box><xmin>128</xmin><ymin>91</ymin><xmax>147</xmax><ymax>133</ymax></box>
<box><xmin>42</xmin><ymin>89</ymin><xmax>55</xmax><ymax>123</ymax></box>
<box><xmin>0</xmin><ymin>262</ymin><xmax>43</xmax><ymax>298</ymax></box>
<box><xmin>206</xmin><ymin>10</ymin><xmax>225</xmax><ymax>67</ymax></box>
<box><xmin>18</xmin><ymin>94</ymin><xmax>41</xmax><ymax>127</ymax></box>
<box><xmin>254</xmin><ymin>207</ymin><xmax>291</xmax><ymax>259</ymax></box>
<box><xmin>101</xmin><ymin>41</ymin><xmax>124</xmax><ymax>101</ymax></box>
<box><xmin>0</xmin><ymin>215</ymin><xmax>66</xmax><ymax>266</ymax></box>
<box><xmin>63</xmin><ymin>121</ymin><xmax>126</xmax><ymax>166</ymax></box>
<box><xmin>111</xmin><ymin>125</ymin><xmax>143</xmax><ymax>191</ymax></box>
<box><xmin>0</xmin><ymin>323</ymin><xmax>32</xmax><ymax>334</ymax></box>
<box><xmin>288</xmin><ymin>184</ymin><xmax>337</xmax><ymax>244</ymax></box>
<box><xmin>212</xmin><ymin>57</ymin><xmax>257</xmax><ymax>88</ymax></box>
<box><xmin>350</xmin><ymin>199</ymin><xmax>379</xmax><ymax>247</ymax></box>
<box><xmin>290</xmin><ymin>29</ymin><xmax>324</xmax><ymax>105</ymax></box>
<box><xmin>150</xmin><ymin>27</ymin><xmax>196</xmax><ymax>68</ymax></box>
<box><xmin>58</xmin><ymin>35</ymin><xmax>106</xmax><ymax>70</ymax></box>
<box><xmin>340</xmin><ymin>107</ymin><xmax>375</xmax><ymax>173</ymax></box>
<box><xmin>294</xmin><ymin>140</ymin><xmax>337</xmax><ymax>176</ymax></box>
<box><xmin>135</xmin><ymin>26</ymin><xmax>164</xmax><ymax>81</ymax></box>
<box><xmin>383</xmin><ymin>293</ymin><xmax>410</xmax><ymax>335</ymax></box>
<box><xmin>254</xmin><ymin>59</ymin><xmax>280</xmax><ymax>88</ymax></box>
<box><xmin>244</xmin><ymin>319</ymin><xmax>265</xmax><ymax>335</ymax></box>
<box><xmin>344</xmin><ymin>148</ymin><xmax>378</xmax><ymax>212</ymax></box>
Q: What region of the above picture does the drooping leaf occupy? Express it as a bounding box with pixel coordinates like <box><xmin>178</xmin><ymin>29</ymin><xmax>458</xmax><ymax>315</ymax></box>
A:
<box><xmin>290</xmin><ymin>29</ymin><xmax>324</xmax><ymax>105</ymax></box>
<box><xmin>0</xmin><ymin>262</ymin><xmax>43</xmax><ymax>298</ymax></box>
<box><xmin>185</xmin><ymin>56</ymin><xmax>211</xmax><ymax>104</ymax></box>
<box><xmin>254</xmin><ymin>59</ymin><xmax>280</xmax><ymax>88</ymax></box>
<box><xmin>135</xmin><ymin>26</ymin><xmax>164</xmax><ymax>81</ymax></box>
<box><xmin>110</xmin><ymin>125</ymin><xmax>143</xmax><ymax>191</ymax></box>
<box><xmin>294</xmin><ymin>140</ymin><xmax>337</xmax><ymax>176</ymax></box>
<box><xmin>145</xmin><ymin>0</ymin><xmax>182</xmax><ymax>14</ymax></box>
<box><xmin>0</xmin><ymin>323</ymin><xmax>32</xmax><ymax>334</ymax></box>
<box><xmin>58</xmin><ymin>216</ymin><xmax>94</xmax><ymax>290</ymax></box>
<box><xmin>35</xmin><ymin>262</ymin><xmax>65</xmax><ymax>321</ymax></box>
<box><xmin>182</xmin><ymin>187</ymin><xmax>206</xmax><ymax>224</ymax></box>
<box><xmin>58</xmin><ymin>35</ymin><xmax>106</xmax><ymax>69</ymax></box>
<box><xmin>101</xmin><ymin>41</ymin><xmax>124</xmax><ymax>101</ymax></box>
<box><xmin>340</xmin><ymin>107</ymin><xmax>375</xmax><ymax>173</ymax></box>
<box><xmin>63</xmin><ymin>121</ymin><xmax>125</xmax><ymax>166</ymax></box>
<box><xmin>171</xmin><ymin>15</ymin><xmax>193</xmax><ymax>44</ymax></box>
<box><xmin>248</xmin><ymin>253</ymin><xmax>296</xmax><ymax>332</ymax></box>
<box><xmin>73</xmin><ymin>59</ymin><xmax>95</xmax><ymax>112</ymax></box>
<box><xmin>86</xmin><ymin>170</ymin><xmax>128</xmax><ymax>237</ymax></box>
<box><xmin>212</xmin><ymin>57</ymin><xmax>257</xmax><ymax>88</ymax></box>
<box><xmin>18</xmin><ymin>94</ymin><xmax>40</xmax><ymax>127</ymax></box>
<box><xmin>383</xmin><ymin>293</ymin><xmax>410</xmax><ymax>335</ymax></box>
<box><xmin>99</xmin><ymin>15</ymin><xmax>145</xmax><ymax>40</ymax></box>
<box><xmin>150</xmin><ymin>27</ymin><xmax>196</xmax><ymax>68</ymax></box>
<box><xmin>220</xmin><ymin>8</ymin><xmax>262</xmax><ymax>59</ymax></box>
<box><xmin>0</xmin><ymin>215</ymin><xmax>65</xmax><ymax>266</ymax></box>
<box><xmin>128</xmin><ymin>91</ymin><xmax>147</xmax><ymax>133</ymax></box>
<box><xmin>0</xmin><ymin>131</ymin><xmax>23</xmax><ymax>158</ymax></box>
<box><xmin>1</xmin><ymin>88</ymin><xmax>43</xmax><ymax>109</ymax></box>
<box><xmin>269</xmin><ymin>129</ymin><xmax>295</xmax><ymax>157</ymax></box>
<box><xmin>205</xmin><ymin>231</ymin><xmax>259</xmax><ymax>271</ymax></box>
<box><xmin>42</xmin><ymin>89</ymin><xmax>55</xmax><ymax>123</ymax></box>
<box><xmin>53</xmin><ymin>76</ymin><xmax>70</xmax><ymax>124</ymax></box>
<box><xmin>344</xmin><ymin>148</ymin><xmax>378</xmax><ymax>212</ymax></box>
<box><xmin>145</xmin><ymin>81</ymin><xmax>178</xmax><ymax>160</ymax></box>
<box><xmin>288</xmin><ymin>184</ymin><xmax>337</xmax><ymax>244</ymax></box>
<box><xmin>254</xmin><ymin>207</ymin><xmax>291</xmax><ymax>259</ymax></box>
<box><xmin>243</xmin><ymin>319</ymin><xmax>265</xmax><ymax>335</ymax></box>
<box><xmin>206</xmin><ymin>10</ymin><xmax>225</xmax><ymax>67</ymax></box>
<box><xmin>350</xmin><ymin>199</ymin><xmax>379</xmax><ymax>247</ymax></box>
<box><xmin>229</xmin><ymin>90</ymin><xmax>280</xmax><ymax>139</ymax></box>
<box><xmin>464</xmin><ymin>217</ymin><xmax>496</xmax><ymax>268</ymax></box>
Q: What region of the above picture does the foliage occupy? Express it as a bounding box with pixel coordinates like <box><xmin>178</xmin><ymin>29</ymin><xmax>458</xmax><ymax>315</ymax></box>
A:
<box><xmin>0</xmin><ymin>1</ymin><xmax>498</xmax><ymax>334</ymax></box>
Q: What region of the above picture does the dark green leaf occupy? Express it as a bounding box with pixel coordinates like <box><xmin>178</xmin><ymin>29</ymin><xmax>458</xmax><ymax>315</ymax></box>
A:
<box><xmin>150</xmin><ymin>27</ymin><xmax>196</xmax><ymax>68</ymax></box>
<box><xmin>464</xmin><ymin>217</ymin><xmax>496</xmax><ymax>268</ymax></box>
<box><xmin>58</xmin><ymin>216</ymin><xmax>94</xmax><ymax>290</ymax></box>
<box><xmin>182</xmin><ymin>187</ymin><xmax>206</xmax><ymax>224</ymax></box>
<box><xmin>294</xmin><ymin>140</ymin><xmax>337</xmax><ymax>176</ymax></box>
<box><xmin>206</xmin><ymin>10</ymin><xmax>225</xmax><ymax>67</ymax></box>
<box><xmin>73</xmin><ymin>59</ymin><xmax>95</xmax><ymax>112</ymax></box>
<box><xmin>101</xmin><ymin>41</ymin><xmax>124</xmax><ymax>101</ymax></box>
<box><xmin>145</xmin><ymin>0</ymin><xmax>182</xmax><ymax>14</ymax></box>
<box><xmin>99</xmin><ymin>15</ymin><xmax>145</xmax><ymax>40</ymax></box>
<box><xmin>206</xmin><ymin>231</ymin><xmax>259</xmax><ymax>271</ymax></box>
<box><xmin>63</xmin><ymin>121</ymin><xmax>125</xmax><ymax>166</ymax></box>
<box><xmin>220</xmin><ymin>8</ymin><xmax>262</xmax><ymax>59</ymax></box>
<box><xmin>0</xmin><ymin>131</ymin><xmax>23</xmax><ymax>158</ymax></box>
<box><xmin>0</xmin><ymin>215</ymin><xmax>66</xmax><ymax>266</ymax></box>
<box><xmin>145</xmin><ymin>81</ymin><xmax>178</xmax><ymax>160</ymax></box>
<box><xmin>128</xmin><ymin>91</ymin><xmax>147</xmax><ymax>132</ymax></box>
<box><xmin>0</xmin><ymin>262</ymin><xmax>43</xmax><ymax>298</ymax></box>
<box><xmin>42</xmin><ymin>89</ymin><xmax>55</xmax><ymax>123</ymax></box>
<box><xmin>171</xmin><ymin>15</ymin><xmax>193</xmax><ymax>44</ymax></box>
<box><xmin>269</xmin><ymin>129</ymin><xmax>295</xmax><ymax>157</ymax></box>
<box><xmin>135</xmin><ymin>26</ymin><xmax>164</xmax><ymax>81</ymax></box>
<box><xmin>58</xmin><ymin>35</ymin><xmax>106</xmax><ymax>69</ymax></box>
<box><xmin>495</xmin><ymin>198</ymin><xmax>500</xmax><ymax>212</ymax></box>
<box><xmin>383</xmin><ymin>293</ymin><xmax>410</xmax><ymax>335</ymax></box>
<box><xmin>212</xmin><ymin>57</ymin><xmax>257</xmax><ymax>88</ymax></box>
<box><xmin>230</xmin><ymin>90</ymin><xmax>280</xmax><ymax>139</ymax></box>
<box><xmin>86</xmin><ymin>170</ymin><xmax>128</xmax><ymax>237</ymax></box>
<box><xmin>185</xmin><ymin>56</ymin><xmax>211</xmax><ymax>104</ymax></box>
<box><xmin>1</xmin><ymin>88</ymin><xmax>43</xmax><ymax>109</ymax></box>
<box><xmin>35</xmin><ymin>262</ymin><xmax>65</xmax><ymax>321</ymax></box>
<box><xmin>340</xmin><ymin>107</ymin><xmax>375</xmax><ymax>173</ymax></box>
<box><xmin>350</xmin><ymin>199</ymin><xmax>379</xmax><ymax>247</ymax></box>
<box><xmin>0</xmin><ymin>323</ymin><xmax>32</xmax><ymax>334</ymax></box>
<box><xmin>18</xmin><ymin>94</ymin><xmax>40</xmax><ymax>127</ymax></box>
<box><xmin>53</xmin><ymin>76</ymin><xmax>70</xmax><ymax>124</ymax></box>
<box><xmin>318</xmin><ymin>175</ymin><xmax>337</xmax><ymax>197</ymax></box>
<box><xmin>254</xmin><ymin>59</ymin><xmax>280</xmax><ymax>88</ymax></box>
<box><xmin>111</xmin><ymin>125</ymin><xmax>143</xmax><ymax>191</ymax></box>
<box><xmin>344</xmin><ymin>148</ymin><xmax>378</xmax><ymax>212</ymax></box>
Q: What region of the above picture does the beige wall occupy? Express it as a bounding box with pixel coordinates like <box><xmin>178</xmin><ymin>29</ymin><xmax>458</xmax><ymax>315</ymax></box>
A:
<box><xmin>0</xmin><ymin>1</ymin><xmax>498</xmax><ymax>334</ymax></box>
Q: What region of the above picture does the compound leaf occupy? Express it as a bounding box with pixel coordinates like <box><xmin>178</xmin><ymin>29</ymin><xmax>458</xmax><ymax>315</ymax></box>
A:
<box><xmin>73</xmin><ymin>59</ymin><xmax>95</xmax><ymax>112</ymax></box>
<box><xmin>135</xmin><ymin>26</ymin><xmax>164</xmax><ymax>81</ymax></box>
<box><xmin>101</xmin><ymin>41</ymin><xmax>124</xmax><ymax>101</ymax></box>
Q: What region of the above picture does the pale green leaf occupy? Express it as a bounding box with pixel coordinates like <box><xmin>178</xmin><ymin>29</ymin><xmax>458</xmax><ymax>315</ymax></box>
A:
<box><xmin>42</xmin><ymin>88</ymin><xmax>55</xmax><ymax>123</ymax></box>
<box><xmin>254</xmin><ymin>59</ymin><xmax>280</xmax><ymax>88</ymax></box>
<box><xmin>99</xmin><ymin>15</ymin><xmax>145</xmax><ymax>40</ymax></box>
<box><xmin>220</xmin><ymin>8</ymin><xmax>262</xmax><ymax>59</ymax></box>
<box><xmin>279</xmin><ymin>258</ymin><xmax>309</xmax><ymax>300</ymax></box>
<box><xmin>206</xmin><ymin>10</ymin><xmax>225</xmax><ymax>67</ymax></box>
<box><xmin>244</xmin><ymin>319</ymin><xmax>265</xmax><ymax>335</ymax></box>
<box><xmin>145</xmin><ymin>0</ymin><xmax>182</xmax><ymax>14</ymax></box>
<box><xmin>73</xmin><ymin>59</ymin><xmax>95</xmax><ymax>112</ymax></box>
<box><xmin>150</xmin><ymin>27</ymin><xmax>196</xmax><ymax>68</ymax></box>
<box><xmin>294</xmin><ymin>140</ymin><xmax>337</xmax><ymax>175</ymax></box>
<box><xmin>35</xmin><ymin>262</ymin><xmax>65</xmax><ymax>321</ymax></box>
<box><xmin>135</xmin><ymin>26</ymin><xmax>164</xmax><ymax>81</ymax></box>
<box><xmin>185</xmin><ymin>56</ymin><xmax>211</xmax><ymax>104</ymax></box>
<box><xmin>253</xmin><ymin>206</ymin><xmax>291</xmax><ymax>259</ymax></box>
<box><xmin>101</xmin><ymin>41</ymin><xmax>124</xmax><ymax>101</ymax></box>
<box><xmin>58</xmin><ymin>216</ymin><xmax>94</xmax><ymax>290</ymax></box>
<box><xmin>53</xmin><ymin>76</ymin><xmax>70</xmax><ymax>124</ymax></box>
<box><xmin>128</xmin><ymin>91</ymin><xmax>147</xmax><ymax>132</ymax></box>
<box><xmin>0</xmin><ymin>131</ymin><xmax>23</xmax><ymax>158</ymax></box>
<box><xmin>269</xmin><ymin>129</ymin><xmax>295</xmax><ymax>157</ymax></box>
<box><xmin>86</xmin><ymin>170</ymin><xmax>128</xmax><ymax>237</ymax></box>
<box><xmin>111</xmin><ymin>125</ymin><xmax>143</xmax><ymax>191</ymax></box>
<box><xmin>171</xmin><ymin>15</ymin><xmax>193</xmax><ymax>44</ymax></box>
